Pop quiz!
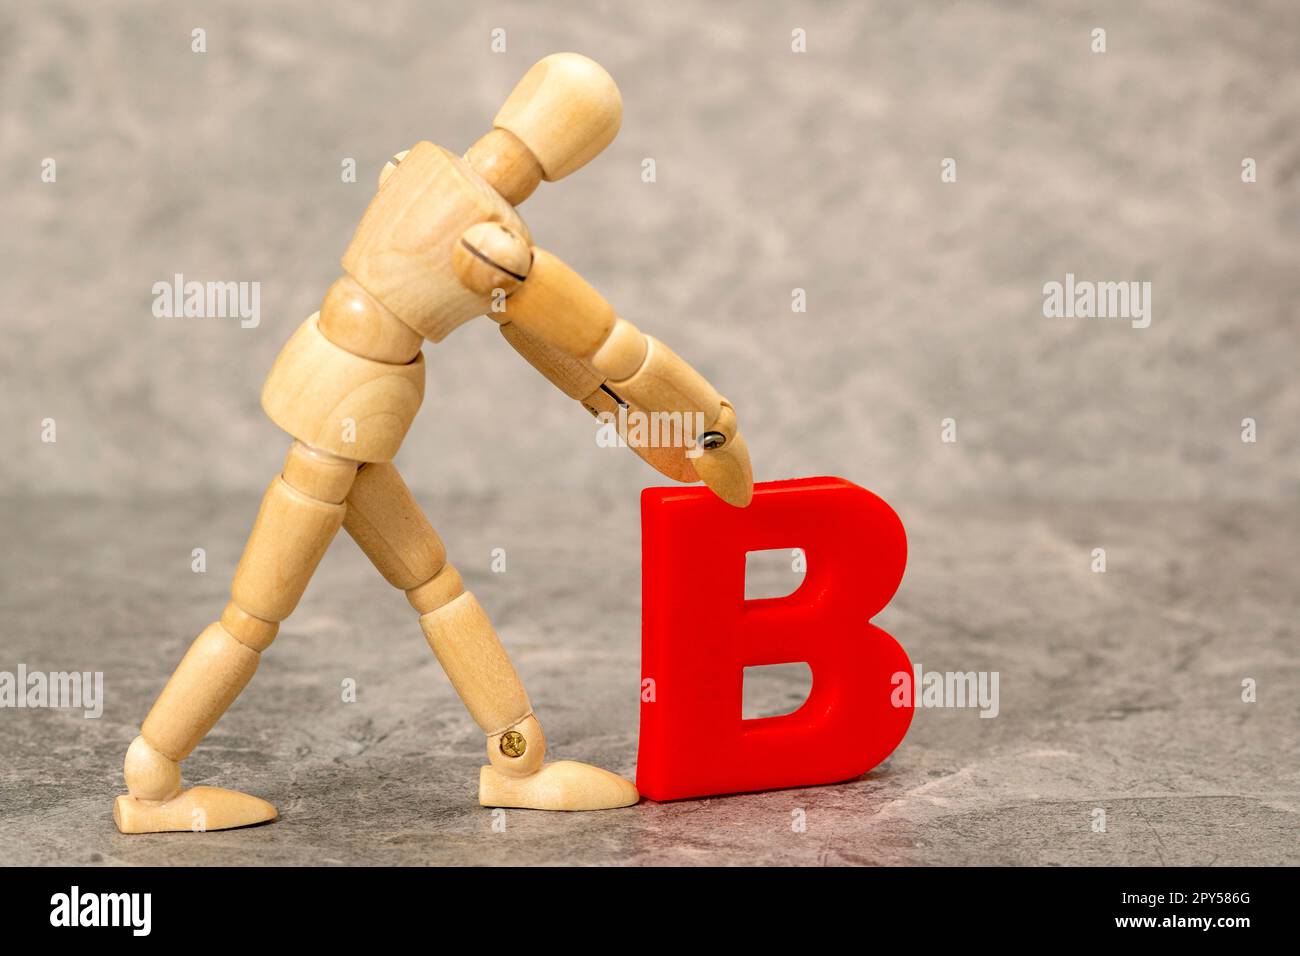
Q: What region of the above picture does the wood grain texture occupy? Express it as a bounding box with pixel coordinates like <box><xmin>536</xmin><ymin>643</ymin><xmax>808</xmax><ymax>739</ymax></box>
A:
<box><xmin>453</xmin><ymin>220</ymin><xmax>532</xmax><ymax>299</ymax></box>
<box><xmin>261</xmin><ymin>313</ymin><xmax>425</xmax><ymax>462</ymax></box>
<box><xmin>121</xmin><ymin>449</ymin><xmax>364</xmax><ymax>831</ymax></box>
<box><xmin>344</xmin><ymin>462</ymin><xmax>447</xmax><ymax>591</ymax></box>
<box><xmin>579</xmin><ymin>382</ymin><xmax>700</xmax><ymax>483</ymax></box>
<box><xmin>140</xmin><ymin>622</ymin><xmax>260</xmax><ymax>761</ymax></box>
<box><xmin>419</xmin><ymin>591</ymin><xmax>531</xmax><ymax>736</ymax></box>
<box><xmin>590</xmin><ymin>317</ymin><xmax>648</xmax><ymax>381</ymax></box>
<box><xmin>319</xmin><ymin>274</ymin><xmax>424</xmax><ymax>364</ymax></box>
<box><xmin>281</xmin><ymin>440</ymin><xmax>358</xmax><ymax>505</ymax></box>
<box><xmin>114</xmin><ymin>786</ymin><xmax>277</xmax><ymax>834</ymax></box>
<box><xmin>464</xmin><ymin>128</ymin><xmax>542</xmax><ymax>205</ymax></box>
<box><xmin>230</xmin><ymin>474</ymin><xmax>347</xmax><ymax>622</ymax></box>
<box><xmin>501</xmin><ymin>247</ymin><xmax>616</xmax><ymax>358</ymax></box>
<box><xmin>123</xmin><ymin>734</ymin><xmax>180</xmax><ymax>801</ymax></box>
<box><xmin>341</xmin><ymin>141</ymin><xmax>531</xmax><ymax>341</ymax></box>
<box><xmin>218</xmin><ymin>601</ymin><xmax>279</xmax><ymax>653</ymax></box>
<box><xmin>492</xmin><ymin>53</ymin><xmax>622</xmax><ymax>182</ymax></box>
<box><xmin>405</xmin><ymin>562</ymin><xmax>466</xmax><ymax>614</ymax></box>
<box><xmin>500</xmin><ymin>321</ymin><xmax>604</xmax><ymax>400</ymax></box>
<box><xmin>377</xmin><ymin>148</ymin><xmax>410</xmax><ymax>189</ymax></box>
<box><xmin>606</xmin><ymin>334</ymin><xmax>723</xmax><ymax>425</ymax></box>
<box><xmin>479</xmin><ymin>760</ymin><xmax>639</xmax><ymax>811</ymax></box>
<box><xmin>688</xmin><ymin>402</ymin><xmax>753</xmax><ymax>507</ymax></box>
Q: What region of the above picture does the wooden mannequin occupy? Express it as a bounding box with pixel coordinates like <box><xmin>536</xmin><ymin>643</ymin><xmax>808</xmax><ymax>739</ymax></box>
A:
<box><xmin>115</xmin><ymin>53</ymin><xmax>753</xmax><ymax>833</ymax></box>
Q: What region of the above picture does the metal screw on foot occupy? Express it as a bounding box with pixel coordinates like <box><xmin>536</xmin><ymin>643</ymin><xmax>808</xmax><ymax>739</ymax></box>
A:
<box><xmin>500</xmin><ymin>731</ymin><xmax>527</xmax><ymax>758</ymax></box>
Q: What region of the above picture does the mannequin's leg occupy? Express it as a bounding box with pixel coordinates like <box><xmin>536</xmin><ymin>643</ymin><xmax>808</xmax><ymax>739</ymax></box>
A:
<box><xmin>114</xmin><ymin>442</ymin><xmax>358</xmax><ymax>833</ymax></box>
<box><xmin>343</xmin><ymin>461</ymin><xmax>638</xmax><ymax>810</ymax></box>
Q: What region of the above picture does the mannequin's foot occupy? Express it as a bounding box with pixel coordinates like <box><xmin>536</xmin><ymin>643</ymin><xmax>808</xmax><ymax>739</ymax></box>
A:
<box><xmin>479</xmin><ymin>760</ymin><xmax>639</xmax><ymax>810</ymax></box>
<box><xmin>113</xmin><ymin>786</ymin><xmax>277</xmax><ymax>834</ymax></box>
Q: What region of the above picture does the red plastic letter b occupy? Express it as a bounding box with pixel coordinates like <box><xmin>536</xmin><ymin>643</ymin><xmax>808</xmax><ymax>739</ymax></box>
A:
<box><xmin>636</xmin><ymin>476</ymin><xmax>912</xmax><ymax>801</ymax></box>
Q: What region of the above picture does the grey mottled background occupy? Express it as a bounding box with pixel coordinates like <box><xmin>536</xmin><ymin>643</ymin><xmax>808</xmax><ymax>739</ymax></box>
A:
<box><xmin>0</xmin><ymin>1</ymin><xmax>1297</xmax><ymax>866</ymax></box>
<box><xmin>3</xmin><ymin>0</ymin><xmax>1298</xmax><ymax>502</ymax></box>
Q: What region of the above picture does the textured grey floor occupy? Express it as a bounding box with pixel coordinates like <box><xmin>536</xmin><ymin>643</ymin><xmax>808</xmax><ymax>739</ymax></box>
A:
<box><xmin>0</xmin><ymin>492</ymin><xmax>1294</xmax><ymax>866</ymax></box>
